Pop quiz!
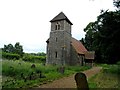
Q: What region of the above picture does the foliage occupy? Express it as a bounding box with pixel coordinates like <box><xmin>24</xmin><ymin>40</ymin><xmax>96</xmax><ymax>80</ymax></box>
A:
<box><xmin>2</xmin><ymin>59</ymin><xmax>90</xmax><ymax>88</ymax></box>
<box><xmin>113</xmin><ymin>0</ymin><xmax>120</xmax><ymax>8</ymax></box>
<box><xmin>37</xmin><ymin>52</ymin><xmax>46</xmax><ymax>56</ymax></box>
<box><xmin>65</xmin><ymin>65</ymin><xmax>90</xmax><ymax>72</ymax></box>
<box><xmin>2</xmin><ymin>52</ymin><xmax>20</xmax><ymax>60</ymax></box>
<box><xmin>88</xmin><ymin>64</ymin><xmax>119</xmax><ymax>88</ymax></box>
<box><xmin>2</xmin><ymin>42</ymin><xmax>23</xmax><ymax>57</ymax></box>
<box><xmin>22</xmin><ymin>53</ymin><xmax>46</xmax><ymax>63</ymax></box>
<box><xmin>89</xmin><ymin>72</ymin><xmax>119</xmax><ymax>88</ymax></box>
<box><xmin>81</xmin><ymin>1</ymin><xmax>120</xmax><ymax>64</ymax></box>
<box><xmin>117</xmin><ymin>61</ymin><xmax>120</xmax><ymax>65</ymax></box>
<box><xmin>2</xmin><ymin>60</ymin><xmax>56</xmax><ymax>88</ymax></box>
<box><xmin>3</xmin><ymin>44</ymin><xmax>14</xmax><ymax>53</ymax></box>
<box><xmin>99</xmin><ymin>63</ymin><xmax>120</xmax><ymax>74</ymax></box>
<box><xmin>14</xmin><ymin>42</ymin><xmax>23</xmax><ymax>56</ymax></box>
<box><xmin>29</xmin><ymin>52</ymin><xmax>46</xmax><ymax>56</ymax></box>
<box><xmin>2</xmin><ymin>42</ymin><xmax>46</xmax><ymax>62</ymax></box>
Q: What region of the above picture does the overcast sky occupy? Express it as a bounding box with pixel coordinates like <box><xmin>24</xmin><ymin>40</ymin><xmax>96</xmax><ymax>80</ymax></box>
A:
<box><xmin>0</xmin><ymin>0</ymin><xmax>115</xmax><ymax>53</ymax></box>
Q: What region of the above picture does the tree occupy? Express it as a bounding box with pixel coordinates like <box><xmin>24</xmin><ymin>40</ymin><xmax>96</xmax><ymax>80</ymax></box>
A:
<box><xmin>113</xmin><ymin>0</ymin><xmax>120</xmax><ymax>8</ymax></box>
<box><xmin>82</xmin><ymin>1</ymin><xmax>120</xmax><ymax>64</ymax></box>
<box><xmin>37</xmin><ymin>52</ymin><xmax>46</xmax><ymax>56</ymax></box>
<box><xmin>3</xmin><ymin>44</ymin><xmax>14</xmax><ymax>53</ymax></box>
<box><xmin>83</xmin><ymin>22</ymin><xmax>99</xmax><ymax>51</ymax></box>
<box><xmin>97</xmin><ymin>10</ymin><xmax>120</xmax><ymax>63</ymax></box>
<box><xmin>3</xmin><ymin>42</ymin><xmax>23</xmax><ymax>57</ymax></box>
<box><xmin>14</xmin><ymin>42</ymin><xmax>23</xmax><ymax>56</ymax></box>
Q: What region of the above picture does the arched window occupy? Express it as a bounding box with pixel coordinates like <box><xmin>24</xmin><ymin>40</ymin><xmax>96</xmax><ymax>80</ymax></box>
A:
<box><xmin>58</xmin><ymin>24</ymin><xmax>60</xmax><ymax>30</ymax></box>
<box><xmin>55</xmin><ymin>23</ymin><xmax>58</xmax><ymax>30</ymax></box>
<box><xmin>55</xmin><ymin>22</ymin><xmax>61</xmax><ymax>30</ymax></box>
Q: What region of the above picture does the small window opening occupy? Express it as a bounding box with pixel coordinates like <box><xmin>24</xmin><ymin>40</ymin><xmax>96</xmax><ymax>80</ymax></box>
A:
<box><xmin>55</xmin><ymin>51</ymin><xmax>57</xmax><ymax>58</ymax></box>
<box><xmin>58</xmin><ymin>24</ymin><xmax>60</xmax><ymax>30</ymax></box>
<box><xmin>56</xmin><ymin>37</ymin><xmax>57</xmax><ymax>42</ymax></box>
<box><xmin>55</xmin><ymin>22</ymin><xmax>60</xmax><ymax>30</ymax></box>
<box><xmin>55</xmin><ymin>24</ymin><xmax>58</xmax><ymax>30</ymax></box>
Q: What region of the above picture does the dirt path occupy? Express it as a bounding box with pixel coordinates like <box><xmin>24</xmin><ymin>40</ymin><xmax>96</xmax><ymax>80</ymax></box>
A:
<box><xmin>38</xmin><ymin>67</ymin><xmax>102</xmax><ymax>88</ymax></box>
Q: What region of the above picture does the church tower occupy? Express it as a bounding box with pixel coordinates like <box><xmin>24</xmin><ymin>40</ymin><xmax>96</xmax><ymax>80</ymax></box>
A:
<box><xmin>46</xmin><ymin>12</ymin><xmax>73</xmax><ymax>65</ymax></box>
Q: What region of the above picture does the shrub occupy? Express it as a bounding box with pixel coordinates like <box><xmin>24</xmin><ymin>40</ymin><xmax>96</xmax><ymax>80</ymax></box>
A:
<box><xmin>22</xmin><ymin>54</ymin><xmax>46</xmax><ymax>63</ymax></box>
<box><xmin>117</xmin><ymin>61</ymin><xmax>120</xmax><ymax>65</ymax></box>
<box><xmin>65</xmin><ymin>65</ymin><xmax>90</xmax><ymax>72</ymax></box>
<box><xmin>2</xmin><ymin>52</ymin><xmax>20</xmax><ymax>60</ymax></box>
<box><xmin>101</xmin><ymin>64</ymin><xmax>119</xmax><ymax>74</ymax></box>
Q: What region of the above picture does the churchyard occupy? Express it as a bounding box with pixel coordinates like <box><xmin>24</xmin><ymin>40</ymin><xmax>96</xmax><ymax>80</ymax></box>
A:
<box><xmin>1</xmin><ymin>58</ymin><xmax>120</xmax><ymax>88</ymax></box>
<box><xmin>1</xmin><ymin>40</ymin><xmax>120</xmax><ymax>89</ymax></box>
<box><xmin>2</xmin><ymin>59</ymin><xmax>90</xmax><ymax>88</ymax></box>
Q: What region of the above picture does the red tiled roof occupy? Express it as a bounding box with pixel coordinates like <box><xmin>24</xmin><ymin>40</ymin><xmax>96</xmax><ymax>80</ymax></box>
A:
<box><xmin>71</xmin><ymin>38</ymin><xmax>87</xmax><ymax>54</ymax></box>
<box><xmin>85</xmin><ymin>51</ymin><xmax>95</xmax><ymax>59</ymax></box>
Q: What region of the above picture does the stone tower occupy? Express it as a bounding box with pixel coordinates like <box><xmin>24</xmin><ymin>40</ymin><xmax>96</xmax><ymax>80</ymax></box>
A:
<box><xmin>46</xmin><ymin>12</ymin><xmax>73</xmax><ymax>65</ymax></box>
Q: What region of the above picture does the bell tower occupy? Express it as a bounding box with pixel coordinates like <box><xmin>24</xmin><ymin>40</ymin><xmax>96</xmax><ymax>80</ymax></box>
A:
<box><xmin>46</xmin><ymin>12</ymin><xmax>73</xmax><ymax>65</ymax></box>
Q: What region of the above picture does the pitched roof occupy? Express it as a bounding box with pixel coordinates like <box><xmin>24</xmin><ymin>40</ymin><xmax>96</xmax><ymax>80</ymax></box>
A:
<box><xmin>84</xmin><ymin>51</ymin><xmax>95</xmax><ymax>59</ymax></box>
<box><xmin>71</xmin><ymin>38</ymin><xmax>87</xmax><ymax>54</ymax></box>
<box><xmin>50</xmin><ymin>12</ymin><xmax>73</xmax><ymax>25</ymax></box>
<box><xmin>71</xmin><ymin>38</ymin><xmax>95</xmax><ymax>60</ymax></box>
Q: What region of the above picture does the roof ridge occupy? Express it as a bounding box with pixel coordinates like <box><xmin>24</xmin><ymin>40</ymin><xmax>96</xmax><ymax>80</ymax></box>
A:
<box><xmin>50</xmin><ymin>12</ymin><xmax>73</xmax><ymax>25</ymax></box>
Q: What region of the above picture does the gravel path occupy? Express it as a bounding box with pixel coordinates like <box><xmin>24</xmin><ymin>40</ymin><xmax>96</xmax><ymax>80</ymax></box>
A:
<box><xmin>38</xmin><ymin>67</ymin><xmax>102</xmax><ymax>88</ymax></box>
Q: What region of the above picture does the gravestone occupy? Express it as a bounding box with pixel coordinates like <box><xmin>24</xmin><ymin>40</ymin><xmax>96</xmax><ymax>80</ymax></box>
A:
<box><xmin>31</xmin><ymin>64</ymin><xmax>36</xmax><ymax>68</ymax></box>
<box><xmin>75</xmin><ymin>72</ymin><xmax>89</xmax><ymax>90</ymax></box>
<box><xmin>57</xmin><ymin>66</ymin><xmax>65</xmax><ymax>74</ymax></box>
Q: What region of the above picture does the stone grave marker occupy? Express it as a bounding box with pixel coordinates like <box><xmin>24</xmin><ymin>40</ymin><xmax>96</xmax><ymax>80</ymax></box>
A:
<box><xmin>57</xmin><ymin>66</ymin><xmax>65</xmax><ymax>74</ymax></box>
<box><xmin>75</xmin><ymin>72</ymin><xmax>89</xmax><ymax>90</ymax></box>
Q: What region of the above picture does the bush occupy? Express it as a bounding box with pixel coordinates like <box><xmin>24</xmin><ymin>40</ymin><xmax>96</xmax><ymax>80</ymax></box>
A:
<box><xmin>101</xmin><ymin>64</ymin><xmax>119</xmax><ymax>74</ymax></box>
<box><xmin>22</xmin><ymin>54</ymin><xmax>46</xmax><ymax>63</ymax></box>
<box><xmin>117</xmin><ymin>61</ymin><xmax>120</xmax><ymax>65</ymax></box>
<box><xmin>65</xmin><ymin>65</ymin><xmax>90</xmax><ymax>72</ymax></box>
<box><xmin>2</xmin><ymin>52</ymin><xmax>20</xmax><ymax>60</ymax></box>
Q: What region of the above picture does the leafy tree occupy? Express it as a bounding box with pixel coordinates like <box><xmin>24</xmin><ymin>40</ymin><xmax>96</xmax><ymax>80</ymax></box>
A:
<box><xmin>97</xmin><ymin>10</ymin><xmax>120</xmax><ymax>63</ymax></box>
<box><xmin>113</xmin><ymin>0</ymin><xmax>120</xmax><ymax>8</ymax></box>
<box><xmin>29</xmin><ymin>52</ymin><xmax>46</xmax><ymax>56</ymax></box>
<box><xmin>82</xmin><ymin>1</ymin><xmax>120</xmax><ymax>64</ymax></box>
<box><xmin>2</xmin><ymin>42</ymin><xmax>23</xmax><ymax>57</ymax></box>
<box><xmin>37</xmin><ymin>52</ymin><xmax>46</xmax><ymax>56</ymax></box>
<box><xmin>83</xmin><ymin>22</ymin><xmax>98</xmax><ymax>51</ymax></box>
<box><xmin>3</xmin><ymin>44</ymin><xmax>14</xmax><ymax>53</ymax></box>
<box><xmin>14</xmin><ymin>42</ymin><xmax>23</xmax><ymax>56</ymax></box>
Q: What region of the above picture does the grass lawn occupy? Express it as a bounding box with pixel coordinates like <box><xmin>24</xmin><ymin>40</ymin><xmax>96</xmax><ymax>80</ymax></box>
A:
<box><xmin>88</xmin><ymin>64</ymin><xmax>120</xmax><ymax>89</ymax></box>
<box><xmin>2</xmin><ymin>59</ymin><xmax>90</xmax><ymax>88</ymax></box>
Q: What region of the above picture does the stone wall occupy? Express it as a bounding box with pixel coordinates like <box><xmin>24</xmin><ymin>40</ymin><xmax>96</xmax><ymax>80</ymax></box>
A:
<box><xmin>70</xmin><ymin>45</ymin><xmax>79</xmax><ymax>65</ymax></box>
<box><xmin>46</xmin><ymin>20</ymin><xmax>71</xmax><ymax>65</ymax></box>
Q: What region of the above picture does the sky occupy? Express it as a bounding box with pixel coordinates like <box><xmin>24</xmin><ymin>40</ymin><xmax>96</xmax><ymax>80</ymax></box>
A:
<box><xmin>0</xmin><ymin>0</ymin><xmax>116</xmax><ymax>53</ymax></box>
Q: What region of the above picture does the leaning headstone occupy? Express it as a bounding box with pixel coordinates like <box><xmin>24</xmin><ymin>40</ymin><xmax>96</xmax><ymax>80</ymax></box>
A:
<box><xmin>31</xmin><ymin>64</ymin><xmax>36</xmax><ymax>68</ymax></box>
<box><xmin>57</xmin><ymin>66</ymin><xmax>65</xmax><ymax>74</ymax></box>
<box><xmin>39</xmin><ymin>71</ymin><xmax>42</xmax><ymax>78</ymax></box>
<box><xmin>75</xmin><ymin>72</ymin><xmax>89</xmax><ymax>90</ymax></box>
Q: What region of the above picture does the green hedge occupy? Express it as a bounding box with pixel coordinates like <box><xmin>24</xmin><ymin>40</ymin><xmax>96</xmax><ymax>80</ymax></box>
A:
<box><xmin>22</xmin><ymin>54</ymin><xmax>46</xmax><ymax>63</ymax></box>
<box><xmin>2</xmin><ymin>52</ymin><xmax>20</xmax><ymax>60</ymax></box>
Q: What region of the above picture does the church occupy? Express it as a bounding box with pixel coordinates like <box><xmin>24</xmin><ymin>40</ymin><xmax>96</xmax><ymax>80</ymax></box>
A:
<box><xmin>46</xmin><ymin>12</ymin><xmax>94</xmax><ymax>66</ymax></box>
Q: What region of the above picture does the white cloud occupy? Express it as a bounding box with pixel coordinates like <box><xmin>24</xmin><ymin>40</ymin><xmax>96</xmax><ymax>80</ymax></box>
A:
<box><xmin>0</xmin><ymin>0</ymin><xmax>115</xmax><ymax>53</ymax></box>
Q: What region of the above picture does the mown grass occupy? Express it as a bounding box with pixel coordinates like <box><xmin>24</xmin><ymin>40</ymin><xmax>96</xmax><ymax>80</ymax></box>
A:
<box><xmin>2</xmin><ymin>59</ymin><xmax>90</xmax><ymax>88</ymax></box>
<box><xmin>88</xmin><ymin>62</ymin><xmax>120</xmax><ymax>89</ymax></box>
